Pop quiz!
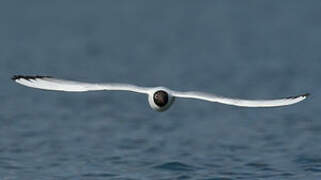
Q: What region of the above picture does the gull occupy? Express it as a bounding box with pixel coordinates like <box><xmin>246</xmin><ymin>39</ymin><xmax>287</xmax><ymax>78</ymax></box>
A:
<box><xmin>12</xmin><ymin>75</ymin><xmax>309</xmax><ymax>112</ymax></box>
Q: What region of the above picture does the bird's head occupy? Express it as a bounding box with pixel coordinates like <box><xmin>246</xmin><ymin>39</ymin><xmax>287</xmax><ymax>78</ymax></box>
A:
<box><xmin>148</xmin><ymin>88</ymin><xmax>175</xmax><ymax>112</ymax></box>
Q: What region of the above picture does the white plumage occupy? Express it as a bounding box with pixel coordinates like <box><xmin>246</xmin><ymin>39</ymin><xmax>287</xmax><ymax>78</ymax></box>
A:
<box><xmin>12</xmin><ymin>75</ymin><xmax>309</xmax><ymax>111</ymax></box>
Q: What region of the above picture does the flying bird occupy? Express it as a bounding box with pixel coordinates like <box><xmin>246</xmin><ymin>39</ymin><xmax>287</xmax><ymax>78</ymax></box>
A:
<box><xmin>12</xmin><ymin>75</ymin><xmax>309</xmax><ymax>112</ymax></box>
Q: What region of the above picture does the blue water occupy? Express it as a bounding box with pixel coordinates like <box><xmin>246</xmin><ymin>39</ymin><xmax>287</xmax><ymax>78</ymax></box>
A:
<box><xmin>0</xmin><ymin>1</ymin><xmax>321</xmax><ymax>179</ymax></box>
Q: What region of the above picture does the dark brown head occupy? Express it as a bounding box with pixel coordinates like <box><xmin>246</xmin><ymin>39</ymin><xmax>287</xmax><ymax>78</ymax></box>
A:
<box><xmin>153</xmin><ymin>90</ymin><xmax>169</xmax><ymax>107</ymax></box>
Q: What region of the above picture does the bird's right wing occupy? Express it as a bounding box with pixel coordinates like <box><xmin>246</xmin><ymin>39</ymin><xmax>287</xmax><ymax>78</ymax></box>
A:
<box><xmin>12</xmin><ymin>75</ymin><xmax>150</xmax><ymax>94</ymax></box>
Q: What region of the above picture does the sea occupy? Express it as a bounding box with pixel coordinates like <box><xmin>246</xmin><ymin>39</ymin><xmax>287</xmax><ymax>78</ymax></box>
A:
<box><xmin>0</xmin><ymin>1</ymin><xmax>320</xmax><ymax>179</ymax></box>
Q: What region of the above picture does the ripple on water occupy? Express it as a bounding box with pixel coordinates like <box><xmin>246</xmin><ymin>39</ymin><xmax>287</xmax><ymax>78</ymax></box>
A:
<box><xmin>295</xmin><ymin>155</ymin><xmax>321</xmax><ymax>172</ymax></box>
<box><xmin>82</xmin><ymin>172</ymin><xmax>116</xmax><ymax>178</ymax></box>
<box><xmin>203</xmin><ymin>178</ymin><xmax>233</xmax><ymax>180</ymax></box>
<box><xmin>245</xmin><ymin>162</ymin><xmax>271</xmax><ymax>171</ymax></box>
<box><xmin>153</xmin><ymin>161</ymin><xmax>196</xmax><ymax>172</ymax></box>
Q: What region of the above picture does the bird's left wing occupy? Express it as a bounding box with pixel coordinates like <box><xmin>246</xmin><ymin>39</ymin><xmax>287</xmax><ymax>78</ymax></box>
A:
<box><xmin>171</xmin><ymin>90</ymin><xmax>309</xmax><ymax>107</ymax></box>
<box><xmin>12</xmin><ymin>75</ymin><xmax>150</xmax><ymax>94</ymax></box>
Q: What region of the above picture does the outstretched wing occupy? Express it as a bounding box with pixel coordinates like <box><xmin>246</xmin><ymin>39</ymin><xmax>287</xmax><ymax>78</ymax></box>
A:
<box><xmin>172</xmin><ymin>91</ymin><xmax>309</xmax><ymax>107</ymax></box>
<box><xmin>12</xmin><ymin>75</ymin><xmax>150</xmax><ymax>94</ymax></box>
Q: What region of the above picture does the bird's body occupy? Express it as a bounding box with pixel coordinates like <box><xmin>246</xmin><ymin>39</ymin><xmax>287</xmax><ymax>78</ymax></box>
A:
<box><xmin>12</xmin><ymin>75</ymin><xmax>309</xmax><ymax>112</ymax></box>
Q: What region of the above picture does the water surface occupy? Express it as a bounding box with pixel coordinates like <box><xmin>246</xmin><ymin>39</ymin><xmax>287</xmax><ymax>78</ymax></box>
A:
<box><xmin>0</xmin><ymin>1</ymin><xmax>320</xmax><ymax>179</ymax></box>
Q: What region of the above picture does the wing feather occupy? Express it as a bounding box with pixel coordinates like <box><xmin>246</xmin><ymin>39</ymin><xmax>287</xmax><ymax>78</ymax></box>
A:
<box><xmin>12</xmin><ymin>75</ymin><xmax>149</xmax><ymax>94</ymax></box>
<box><xmin>172</xmin><ymin>91</ymin><xmax>309</xmax><ymax>107</ymax></box>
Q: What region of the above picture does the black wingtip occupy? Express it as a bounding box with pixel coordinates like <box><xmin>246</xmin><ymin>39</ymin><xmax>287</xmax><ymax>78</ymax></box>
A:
<box><xmin>303</xmin><ymin>93</ymin><xmax>310</xmax><ymax>97</ymax></box>
<box><xmin>11</xmin><ymin>75</ymin><xmax>52</xmax><ymax>81</ymax></box>
<box><xmin>286</xmin><ymin>93</ymin><xmax>310</xmax><ymax>99</ymax></box>
<box><xmin>11</xmin><ymin>75</ymin><xmax>21</xmax><ymax>81</ymax></box>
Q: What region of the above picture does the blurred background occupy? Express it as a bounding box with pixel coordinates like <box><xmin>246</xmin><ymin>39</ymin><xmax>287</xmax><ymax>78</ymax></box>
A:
<box><xmin>0</xmin><ymin>1</ymin><xmax>320</xmax><ymax>179</ymax></box>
